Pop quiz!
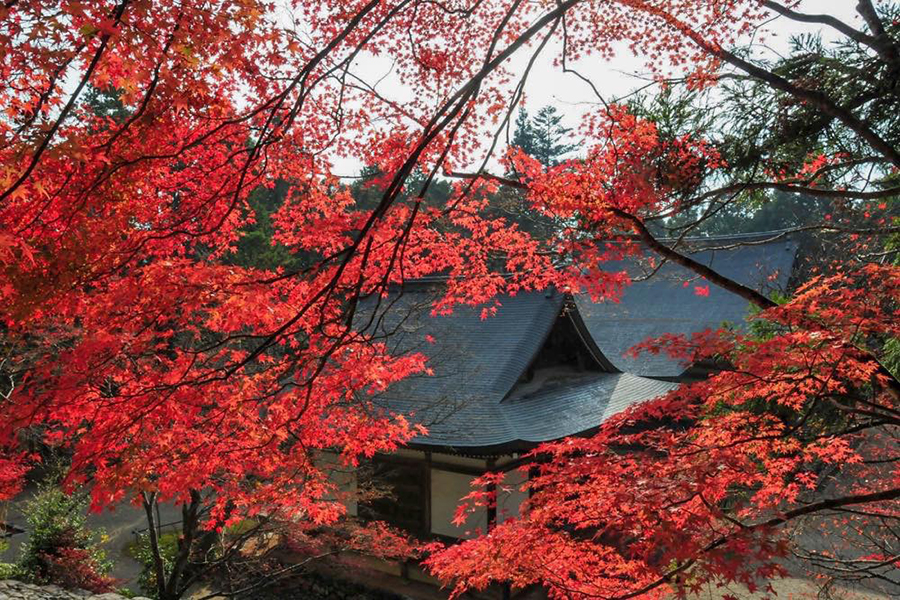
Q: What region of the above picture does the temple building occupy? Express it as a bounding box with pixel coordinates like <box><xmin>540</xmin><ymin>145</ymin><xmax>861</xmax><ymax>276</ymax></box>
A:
<box><xmin>337</xmin><ymin>236</ymin><xmax>798</xmax><ymax>587</ymax></box>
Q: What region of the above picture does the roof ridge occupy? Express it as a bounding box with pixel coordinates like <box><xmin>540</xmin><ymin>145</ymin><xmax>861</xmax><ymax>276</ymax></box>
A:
<box><xmin>390</xmin><ymin>234</ymin><xmax>795</xmax><ymax>285</ymax></box>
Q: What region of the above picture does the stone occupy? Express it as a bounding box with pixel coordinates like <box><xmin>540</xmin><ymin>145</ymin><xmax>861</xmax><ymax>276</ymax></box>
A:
<box><xmin>0</xmin><ymin>581</ymin><xmax>151</xmax><ymax>600</ymax></box>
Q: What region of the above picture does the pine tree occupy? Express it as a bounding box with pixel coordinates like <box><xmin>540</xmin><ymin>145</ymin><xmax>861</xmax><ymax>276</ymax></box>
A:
<box><xmin>501</xmin><ymin>106</ymin><xmax>575</xmax><ymax>239</ymax></box>
<box><xmin>511</xmin><ymin>107</ymin><xmax>537</xmax><ymax>158</ymax></box>
<box><xmin>511</xmin><ymin>105</ymin><xmax>576</xmax><ymax>166</ymax></box>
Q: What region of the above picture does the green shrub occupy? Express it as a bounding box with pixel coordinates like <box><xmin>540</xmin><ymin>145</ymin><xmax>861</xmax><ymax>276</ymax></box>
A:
<box><xmin>128</xmin><ymin>531</ymin><xmax>179</xmax><ymax>599</ymax></box>
<box><xmin>16</xmin><ymin>485</ymin><xmax>115</xmax><ymax>592</ymax></box>
<box><xmin>0</xmin><ymin>561</ymin><xmax>22</xmax><ymax>579</ymax></box>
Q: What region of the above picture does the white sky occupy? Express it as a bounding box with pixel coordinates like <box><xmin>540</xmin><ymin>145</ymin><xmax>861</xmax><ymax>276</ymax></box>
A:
<box><xmin>319</xmin><ymin>0</ymin><xmax>863</xmax><ymax>176</ymax></box>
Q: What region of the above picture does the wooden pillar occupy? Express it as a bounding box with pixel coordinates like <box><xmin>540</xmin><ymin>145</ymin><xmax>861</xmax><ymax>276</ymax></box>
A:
<box><xmin>486</xmin><ymin>457</ymin><xmax>497</xmax><ymax>529</ymax></box>
<box><xmin>424</xmin><ymin>451</ymin><xmax>432</xmax><ymax>536</ymax></box>
<box><xmin>485</xmin><ymin>458</ymin><xmax>508</xmax><ymax>600</ymax></box>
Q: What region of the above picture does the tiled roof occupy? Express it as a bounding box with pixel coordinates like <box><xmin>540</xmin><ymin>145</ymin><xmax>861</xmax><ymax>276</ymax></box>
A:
<box><xmin>376</xmin><ymin>371</ymin><xmax>676</xmax><ymax>448</ymax></box>
<box><xmin>360</xmin><ymin>237</ymin><xmax>798</xmax><ymax>450</ymax></box>
<box><xmin>360</xmin><ymin>286</ymin><xmax>565</xmax><ymax>408</ymax></box>
<box><xmin>575</xmin><ymin>239</ymin><xmax>797</xmax><ymax>377</ymax></box>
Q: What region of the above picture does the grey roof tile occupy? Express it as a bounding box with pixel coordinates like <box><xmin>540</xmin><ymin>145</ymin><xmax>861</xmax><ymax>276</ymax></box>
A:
<box><xmin>575</xmin><ymin>240</ymin><xmax>797</xmax><ymax>377</ymax></box>
<box><xmin>359</xmin><ymin>238</ymin><xmax>798</xmax><ymax>449</ymax></box>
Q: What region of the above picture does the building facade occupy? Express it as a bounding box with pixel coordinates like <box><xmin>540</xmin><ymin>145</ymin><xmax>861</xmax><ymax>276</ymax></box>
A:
<box><xmin>344</xmin><ymin>237</ymin><xmax>798</xmax><ymax>587</ymax></box>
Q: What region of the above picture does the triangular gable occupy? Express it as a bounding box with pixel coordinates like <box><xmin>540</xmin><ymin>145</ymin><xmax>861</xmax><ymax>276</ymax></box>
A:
<box><xmin>358</xmin><ymin>284</ymin><xmax>566</xmax><ymax>407</ymax></box>
<box><xmin>357</xmin><ymin>237</ymin><xmax>798</xmax><ymax>449</ymax></box>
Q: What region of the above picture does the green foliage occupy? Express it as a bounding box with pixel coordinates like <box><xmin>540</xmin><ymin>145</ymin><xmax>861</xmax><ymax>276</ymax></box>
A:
<box><xmin>884</xmin><ymin>338</ymin><xmax>900</xmax><ymax>378</ymax></box>
<box><xmin>745</xmin><ymin>290</ymin><xmax>791</xmax><ymax>341</ymax></box>
<box><xmin>348</xmin><ymin>165</ymin><xmax>452</xmax><ymax>211</ymax></box>
<box><xmin>698</xmin><ymin>191</ymin><xmax>830</xmax><ymax>236</ymax></box>
<box><xmin>714</xmin><ymin>18</ymin><xmax>900</xmax><ymax>179</ymax></box>
<box><xmin>0</xmin><ymin>561</ymin><xmax>22</xmax><ymax>579</ymax></box>
<box><xmin>630</xmin><ymin>84</ymin><xmax>837</xmax><ymax>237</ymax></box>
<box><xmin>225</xmin><ymin>170</ymin><xmax>454</xmax><ymax>272</ymax></box>
<box><xmin>628</xmin><ymin>85</ymin><xmax>714</xmax><ymax>142</ymax></box>
<box><xmin>511</xmin><ymin>105</ymin><xmax>576</xmax><ymax>166</ymax></box>
<box><xmin>885</xmin><ymin>222</ymin><xmax>900</xmax><ymax>377</ymax></box>
<box><xmin>628</xmin><ymin>21</ymin><xmax>900</xmax><ymax>241</ymax></box>
<box><xmin>84</xmin><ymin>86</ymin><xmax>131</xmax><ymax>125</ymax></box>
<box><xmin>511</xmin><ymin>107</ymin><xmax>533</xmax><ymax>156</ymax></box>
<box><xmin>16</xmin><ymin>485</ymin><xmax>115</xmax><ymax>592</ymax></box>
<box><xmin>128</xmin><ymin>532</ymin><xmax>179</xmax><ymax>599</ymax></box>
<box><xmin>224</xmin><ymin>518</ymin><xmax>259</xmax><ymax>537</ymax></box>
<box><xmin>223</xmin><ymin>181</ymin><xmax>306</xmax><ymax>272</ymax></box>
<box><xmin>498</xmin><ymin>105</ymin><xmax>578</xmax><ymax>239</ymax></box>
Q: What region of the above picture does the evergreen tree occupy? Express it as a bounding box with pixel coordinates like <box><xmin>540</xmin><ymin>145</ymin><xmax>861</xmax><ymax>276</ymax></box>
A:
<box><xmin>531</xmin><ymin>106</ymin><xmax>576</xmax><ymax>166</ymax></box>
<box><xmin>84</xmin><ymin>86</ymin><xmax>130</xmax><ymax>123</ymax></box>
<box><xmin>501</xmin><ymin>105</ymin><xmax>577</xmax><ymax>239</ymax></box>
<box><xmin>348</xmin><ymin>165</ymin><xmax>452</xmax><ymax>211</ymax></box>
<box><xmin>222</xmin><ymin>181</ymin><xmax>307</xmax><ymax>272</ymax></box>
<box><xmin>511</xmin><ymin>105</ymin><xmax>576</xmax><ymax>166</ymax></box>
<box><xmin>511</xmin><ymin>107</ymin><xmax>537</xmax><ymax>158</ymax></box>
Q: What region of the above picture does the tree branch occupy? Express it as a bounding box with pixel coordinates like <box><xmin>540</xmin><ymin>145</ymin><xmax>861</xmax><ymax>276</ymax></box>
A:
<box><xmin>716</xmin><ymin>46</ymin><xmax>900</xmax><ymax>168</ymax></box>
<box><xmin>0</xmin><ymin>0</ymin><xmax>131</xmax><ymax>203</ymax></box>
<box><xmin>444</xmin><ymin>169</ymin><xmax>777</xmax><ymax>308</ymax></box>
<box><xmin>611</xmin><ymin>487</ymin><xmax>900</xmax><ymax>600</ymax></box>
<box><xmin>142</xmin><ymin>491</ymin><xmax>168</xmax><ymax>600</ymax></box>
<box><xmin>166</xmin><ymin>489</ymin><xmax>201</xmax><ymax>599</ymax></box>
<box><xmin>762</xmin><ymin>2</ymin><xmax>887</xmax><ymax>60</ymax></box>
<box><xmin>855</xmin><ymin>0</ymin><xmax>900</xmax><ymax>67</ymax></box>
<box><xmin>609</xmin><ymin>208</ymin><xmax>777</xmax><ymax>309</ymax></box>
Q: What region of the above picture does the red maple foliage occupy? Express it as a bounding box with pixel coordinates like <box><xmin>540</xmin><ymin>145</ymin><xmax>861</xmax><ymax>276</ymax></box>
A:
<box><xmin>1</xmin><ymin>0</ymin><xmax>898</xmax><ymax>598</ymax></box>
<box><xmin>426</xmin><ymin>265</ymin><xmax>900</xmax><ymax>598</ymax></box>
<box><xmin>39</xmin><ymin>545</ymin><xmax>118</xmax><ymax>594</ymax></box>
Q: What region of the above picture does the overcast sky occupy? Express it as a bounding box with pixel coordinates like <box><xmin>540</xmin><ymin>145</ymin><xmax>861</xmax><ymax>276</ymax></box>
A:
<box><xmin>313</xmin><ymin>0</ymin><xmax>863</xmax><ymax>176</ymax></box>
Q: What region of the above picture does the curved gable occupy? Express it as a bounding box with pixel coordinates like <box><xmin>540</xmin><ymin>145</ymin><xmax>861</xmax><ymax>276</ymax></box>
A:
<box><xmin>575</xmin><ymin>239</ymin><xmax>798</xmax><ymax>378</ymax></box>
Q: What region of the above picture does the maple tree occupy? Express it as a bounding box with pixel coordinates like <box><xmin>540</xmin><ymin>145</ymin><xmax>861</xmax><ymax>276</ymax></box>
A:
<box><xmin>428</xmin><ymin>264</ymin><xmax>900</xmax><ymax>598</ymax></box>
<box><xmin>424</xmin><ymin>2</ymin><xmax>900</xmax><ymax>598</ymax></box>
<box><xmin>1</xmin><ymin>0</ymin><xmax>898</xmax><ymax>598</ymax></box>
